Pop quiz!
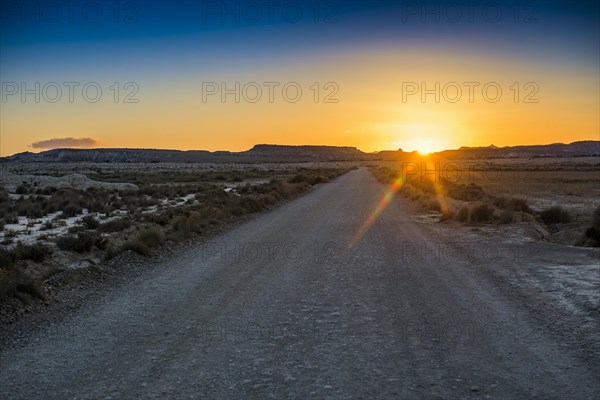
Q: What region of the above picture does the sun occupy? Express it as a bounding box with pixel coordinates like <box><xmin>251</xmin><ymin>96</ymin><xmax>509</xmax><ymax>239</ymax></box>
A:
<box><xmin>392</xmin><ymin>122</ymin><xmax>451</xmax><ymax>155</ymax></box>
<box><xmin>416</xmin><ymin>145</ymin><xmax>434</xmax><ymax>155</ymax></box>
<box><xmin>410</xmin><ymin>139</ymin><xmax>438</xmax><ymax>155</ymax></box>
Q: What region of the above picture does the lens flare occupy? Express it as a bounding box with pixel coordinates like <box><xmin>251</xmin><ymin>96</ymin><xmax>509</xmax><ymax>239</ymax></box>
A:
<box><xmin>351</xmin><ymin>175</ymin><xmax>404</xmax><ymax>245</ymax></box>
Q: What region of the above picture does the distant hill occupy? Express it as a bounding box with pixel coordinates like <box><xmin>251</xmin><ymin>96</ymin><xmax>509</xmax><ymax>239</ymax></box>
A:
<box><xmin>438</xmin><ymin>141</ymin><xmax>600</xmax><ymax>159</ymax></box>
<box><xmin>242</xmin><ymin>144</ymin><xmax>366</xmax><ymax>160</ymax></box>
<box><xmin>2</xmin><ymin>141</ymin><xmax>598</xmax><ymax>163</ymax></box>
<box><xmin>2</xmin><ymin>145</ymin><xmax>369</xmax><ymax>163</ymax></box>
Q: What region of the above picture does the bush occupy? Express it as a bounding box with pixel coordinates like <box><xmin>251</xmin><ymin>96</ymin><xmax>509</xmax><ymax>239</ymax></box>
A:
<box><xmin>310</xmin><ymin>175</ymin><xmax>327</xmax><ymax>185</ymax></box>
<box><xmin>456</xmin><ymin>206</ymin><xmax>470</xmax><ymax>222</ymax></box>
<box><xmin>138</xmin><ymin>226</ymin><xmax>165</xmax><ymax>248</ymax></box>
<box><xmin>41</xmin><ymin>221</ymin><xmax>54</xmax><ymax>230</ymax></box>
<box><xmin>0</xmin><ymin>247</ymin><xmax>17</xmax><ymax>268</ymax></box>
<box><xmin>288</xmin><ymin>173</ymin><xmax>308</xmax><ymax>184</ymax></box>
<box><xmin>56</xmin><ymin>231</ymin><xmax>99</xmax><ymax>253</ymax></box>
<box><xmin>591</xmin><ymin>204</ymin><xmax>600</xmax><ymax>229</ymax></box>
<box><xmin>446</xmin><ymin>182</ymin><xmax>485</xmax><ymax>201</ymax></box>
<box><xmin>540</xmin><ymin>206</ymin><xmax>571</xmax><ymax>224</ymax></box>
<box><xmin>469</xmin><ymin>203</ymin><xmax>495</xmax><ymax>223</ymax></box>
<box><xmin>15</xmin><ymin>185</ymin><xmax>29</xmax><ymax>195</ymax></box>
<box><xmin>426</xmin><ymin>198</ymin><xmax>441</xmax><ymax>212</ymax></box>
<box><xmin>121</xmin><ymin>240</ymin><xmax>151</xmax><ymax>256</ymax></box>
<box><xmin>172</xmin><ymin>212</ymin><xmax>206</xmax><ymax>234</ymax></box>
<box><xmin>440</xmin><ymin>209</ymin><xmax>454</xmax><ymax>221</ymax></box>
<box><xmin>0</xmin><ymin>242</ymin><xmax>52</xmax><ymax>268</ymax></box>
<box><xmin>15</xmin><ymin>242</ymin><xmax>52</xmax><ymax>262</ymax></box>
<box><xmin>584</xmin><ymin>205</ymin><xmax>600</xmax><ymax>242</ymax></box>
<box><xmin>493</xmin><ymin>197</ymin><xmax>531</xmax><ymax>213</ymax></box>
<box><xmin>98</xmin><ymin>218</ymin><xmax>132</xmax><ymax>233</ymax></box>
<box><xmin>61</xmin><ymin>204</ymin><xmax>82</xmax><ymax>218</ymax></box>
<box><xmin>144</xmin><ymin>212</ymin><xmax>170</xmax><ymax>226</ymax></box>
<box><xmin>0</xmin><ymin>266</ymin><xmax>46</xmax><ymax>301</ymax></box>
<box><xmin>80</xmin><ymin>215</ymin><xmax>99</xmax><ymax>229</ymax></box>
<box><xmin>499</xmin><ymin>210</ymin><xmax>514</xmax><ymax>224</ymax></box>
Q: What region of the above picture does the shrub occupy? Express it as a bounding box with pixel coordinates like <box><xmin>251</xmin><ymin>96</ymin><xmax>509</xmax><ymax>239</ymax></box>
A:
<box><xmin>469</xmin><ymin>203</ymin><xmax>494</xmax><ymax>223</ymax></box>
<box><xmin>41</xmin><ymin>221</ymin><xmax>54</xmax><ymax>230</ymax></box>
<box><xmin>0</xmin><ymin>219</ymin><xmax>4</xmax><ymax>230</ymax></box>
<box><xmin>584</xmin><ymin>205</ymin><xmax>600</xmax><ymax>242</ymax></box>
<box><xmin>98</xmin><ymin>218</ymin><xmax>132</xmax><ymax>232</ymax></box>
<box><xmin>80</xmin><ymin>215</ymin><xmax>99</xmax><ymax>229</ymax></box>
<box><xmin>56</xmin><ymin>231</ymin><xmax>99</xmax><ymax>253</ymax></box>
<box><xmin>172</xmin><ymin>212</ymin><xmax>206</xmax><ymax>234</ymax></box>
<box><xmin>585</xmin><ymin>227</ymin><xmax>600</xmax><ymax>242</ymax></box>
<box><xmin>15</xmin><ymin>242</ymin><xmax>52</xmax><ymax>262</ymax></box>
<box><xmin>0</xmin><ymin>247</ymin><xmax>17</xmax><ymax>268</ymax></box>
<box><xmin>426</xmin><ymin>198</ymin><xmax>441</xmax><ymax>212</ymax></box>
<box><xmin>238</xmin><ymin>195</ymin><xmax>265</xmax><ymax>213</ymax></box>
<box><xmin>61</xmin><ymin>204</ymin><xmax>82</xmax><ymax>218</ymax></box>
<box><xmin>540</xmin><ymin>206</ymin><xmax>571</xmax><ymax>224</ymax></box>
<box><xmin>446</xmin><ymin>182</ymin><xmax>485</xmax><ymax>201</ymax></box>
<box><xmin>15</xmin><ymin>185</ymin><xmax>29</xmax><ymax>195</ymax></box>
<box><xmin>591</xmin><ymin>204</ymin><xmax>600</xmax><ymax>229</ymax></box>
<box><xmin>499</xmin><ymin>210</ymin><xmax>514</xmax><ymax>224</ymax></box>
<box><xmin>144</xmin><ymin>212</ymin><xmax>170</xmax><ymax>226</ymax></box>
<box><xmin>0</xmin><ymin>266</ymin><xmax>46</xmax><ymax>301</ymax></box>
<box><xmin>121</xmin><ymin>240</ymin><xmax>151</xmax><ymax>256</ymax></box>
<box><xmin>456</xmin><ymin>206</ymin><xmax>470</xmax><ymax>222</ymax></box>
<box><xmin>288</xmin><ymin>173</ymin><xmax>308</xmax><ymax>184</ymax></box>
<box><xmin>2</xmin><ymin>214</ymin><xmax>17</xmax><ymax>224</ymax></box>
<box><xmin>440</xmin><ymin>209</ymin><xmax>454</xmax><ymax>221</ymax></box>
<box><xmin>310</xmin><ymin>175</ymin><xmax>327</xmax><ymax>185</ymax></box>
<box><xmin>0</xmin><ymin>242</ymin><xmax>52</xmax><ymax>268</ymax></box>
<box><xmin>493</xmin><ymin>197</ymin><xmax>531</xmax><ymax>213</ymax></box>
<box><xmin>138</xmin><ymin>226</ymin><xmax>165</xmax><ymax>248</ymax></box>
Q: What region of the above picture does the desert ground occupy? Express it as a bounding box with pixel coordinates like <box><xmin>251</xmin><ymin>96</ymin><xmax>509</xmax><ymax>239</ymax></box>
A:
<box><xmin>0</xmin><ymin>159</ymin><xmax>599</xmax><ymax>399</ymax></box>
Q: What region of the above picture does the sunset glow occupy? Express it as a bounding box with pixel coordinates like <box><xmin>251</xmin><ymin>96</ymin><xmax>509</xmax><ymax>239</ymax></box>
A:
<box><xmin>1</xmin><ymin>1</ymin><xmax>598</xmax><ymax>156</ymax></box>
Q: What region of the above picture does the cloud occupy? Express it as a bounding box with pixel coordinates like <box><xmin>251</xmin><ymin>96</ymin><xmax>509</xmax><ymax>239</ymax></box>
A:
<box><xmin>30</xmin><ymin>137</ymin><xmax>99</xmax><ymax>150</ymax></box>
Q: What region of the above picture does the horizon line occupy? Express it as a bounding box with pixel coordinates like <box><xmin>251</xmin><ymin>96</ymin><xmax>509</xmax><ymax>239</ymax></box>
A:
<box><xmin>3</xmin><ymin>139</ymin><xmax>599</xmax><ymax>158</ymax></box>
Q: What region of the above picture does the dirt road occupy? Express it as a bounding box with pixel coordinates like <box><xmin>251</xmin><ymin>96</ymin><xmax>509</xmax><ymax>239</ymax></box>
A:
<box><xmin>1</xmin><ymin>168</ymin><xmax>598</xmax><ymax>399</ymax></box>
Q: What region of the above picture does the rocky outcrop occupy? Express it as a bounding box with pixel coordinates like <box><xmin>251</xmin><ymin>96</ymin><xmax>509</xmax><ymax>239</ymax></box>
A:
<box><xmin>1</xmin><ymin>173</ymin><xmax>138</xmax><ymax>192</ymax></box>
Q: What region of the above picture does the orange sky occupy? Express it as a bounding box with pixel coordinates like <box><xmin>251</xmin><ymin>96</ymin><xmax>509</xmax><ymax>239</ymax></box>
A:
<box><xmin>1</xmin><ymin>48</ymin><xmax>598</xmax><ymax>157</ymax></box>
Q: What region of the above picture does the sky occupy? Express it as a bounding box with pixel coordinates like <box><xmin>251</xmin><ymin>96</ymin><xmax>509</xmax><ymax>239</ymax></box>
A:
<box><xmin>1</xmin><ymin>0</ymin><xmax>599</xmax><ymax>156</ymax></box>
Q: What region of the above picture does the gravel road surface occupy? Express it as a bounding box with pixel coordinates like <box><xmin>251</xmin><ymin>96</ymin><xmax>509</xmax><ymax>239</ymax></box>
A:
<box><xmin>1</xmin><ymin>168</ymin><xmax>599</xmax><ymax>399</ymax></box>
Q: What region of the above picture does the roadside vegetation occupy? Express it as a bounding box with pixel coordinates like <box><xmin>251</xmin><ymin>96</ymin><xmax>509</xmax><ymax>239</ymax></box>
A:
<box><xmin>0</xmin><ymin>166</ymin><xmax>352</xmax><ymax>304</ymax></box>
<box><xmin>369</xmin><ymin>165</ymin><xmax>598</xmax><ymax>247</ymax></box>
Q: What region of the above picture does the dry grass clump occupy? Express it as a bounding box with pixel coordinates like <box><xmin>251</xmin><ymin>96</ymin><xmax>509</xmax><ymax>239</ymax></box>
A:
<box><xmin>80</xmin><ymin>215</ymin><xmax>99</xmax><ymax>229</ymax></box>
<box><xmin>104</xmin><ymin>226</ymin><xmax>165</xmax><ymax>259</ymax></box>
<box><xmin>584</xmin><ymin>205</ymin><xmax>600</xmax><ymax>244</ymax></box>
<box><xmin>119</xmin><ymin>240</ymin><xmax>151</xmax><ymax>257</ymax></box>
<box><xmin>98</xmin><ymin>217</ymin><xmax>132</xmax><ymax>233</ymax></box>
<box><xmin>456</xmin><ymin>205</ymin><xmax>470</xmax><ymax>222</ymax></box>
<box><xmin>469</xmin><ymin>202</ymin><xmax>495</xmax><ymax>223</ymax></box>
<box><xmin>493</xmin><ymin>196</ymin><xmax>531</xmax><ymax>213</ymax></box>
<box><xmin>0</xmin><ymin>242</ymin><xmax>52</xmax><ymax>267</ymax></box>
<box><xmin>0</xmin><ymin>266</ymin><xmax>46</xmax><ymax>302</ymax></box>
<box><xmin>0</xmin><ymin>242</ymin><xmax>52</xmax><ymax>302</ymax></box>
<box><xmin>444</xmin><ymin>180</ymin><xmax>485</xmax><ymax>201</ymax></box>
<box><xmin>540</xmin><ymin>206</ymin><xmax>571</xmax><ymax>224</ymax></box>
<box><xmin>56</xmin><ymin>231</ymin><xmax>104</xmax><ymax>253</ymax></box>
<box><xmin>172</xmin><ymin>212</ymin><xmax>207</xmax><ymax>235</ymax></box>
<box><xmin>138</xmin><ymin>226</ymin><xmax>165</xmax><ymax>247</ymax></box>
